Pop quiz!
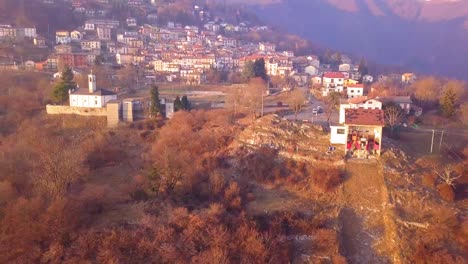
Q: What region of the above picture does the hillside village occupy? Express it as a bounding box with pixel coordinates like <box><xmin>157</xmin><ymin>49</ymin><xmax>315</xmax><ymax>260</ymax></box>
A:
<box><xmin>1</xmin><ymin>1</ymin><xmax>426</xmax><ymax>130</ymax></box>
<box><xmin>0</xmin><ymin>1</ymin><xmax>466</xmax><ymax>263</ymax></box>
<box><xmin>1</xmin><ymin>0</ymin><xmax>417</xmax><ymax>87</ymax></box>
<box><xmin>1</xmin><ymin>0</ymin><xmax>465</xmax><ymax>161</ymax></box>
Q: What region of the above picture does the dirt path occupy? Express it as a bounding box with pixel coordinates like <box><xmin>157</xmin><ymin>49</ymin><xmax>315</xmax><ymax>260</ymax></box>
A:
<box><xmin>339</xmin><ymin>160</ymin><xmax>395</xmax><ymax>264</ymax></box>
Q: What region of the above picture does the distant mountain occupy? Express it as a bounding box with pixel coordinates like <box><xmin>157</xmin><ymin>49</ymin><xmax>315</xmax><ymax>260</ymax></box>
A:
<box><xmin>324</xmin><ymin>0</ymin><xmax>468</xmax><ymax>21</ymax></box>
<box><xmin>246</xmin><ymin>0</ymin><xmax>468</xmax><ymax>79</ymax></box>
<box><xmin>239</xmin><ymin>0</ymin><xmax>468</xmax><ymax>21</ymax></box>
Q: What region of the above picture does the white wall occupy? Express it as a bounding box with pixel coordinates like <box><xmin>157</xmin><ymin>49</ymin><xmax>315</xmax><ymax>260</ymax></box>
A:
<box><xmin>339</xmin><ymin>104</ymin><xmax>351</xmax><ymax>124</ymax></box>
<box><xmin>330</xmin><ymin>125</ymin><xmax>347</xmax><ymax>144</ymax></box>
<box><xmin>347</xmin><ymin>88</ymin><xmax>363</xmax><ymax>98</ymax></box>
<box><xmin>323</xmin><ymin>77</ymin><xmax>344</xmax><ymax>88</ymax></box>
<box><xmin>304</xmin><ymin>66</ymin><xmax>318</xmax><ymax>76</ymax></box>
<box><xmin>70</xmin><ymin>94</ymin><xmax>117</xmax><ymax>108</ymax></box>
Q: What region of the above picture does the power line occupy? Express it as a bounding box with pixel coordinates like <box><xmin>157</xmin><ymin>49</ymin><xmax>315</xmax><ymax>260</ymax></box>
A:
<box><xmin>410</xmin><ymin>128</ymin><xmax>466</xmax><ymax>137</ymax></box>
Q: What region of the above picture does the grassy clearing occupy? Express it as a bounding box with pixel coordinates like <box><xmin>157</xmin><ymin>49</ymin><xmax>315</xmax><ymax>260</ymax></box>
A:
<box><xmin>395</xmin><ymin>129</ymin><xmax>467</xmax><ymax>158</ymax></box>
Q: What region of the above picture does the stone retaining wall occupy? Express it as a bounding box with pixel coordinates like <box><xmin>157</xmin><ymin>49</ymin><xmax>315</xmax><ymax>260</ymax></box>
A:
<box><xmin>46</xmin><ymin>105</ymin><xmax>108</xmax><ymax>116</ymax></box>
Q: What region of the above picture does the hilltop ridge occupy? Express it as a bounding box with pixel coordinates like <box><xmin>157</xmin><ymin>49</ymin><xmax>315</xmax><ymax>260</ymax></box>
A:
<box><xmin>249</xmin><ymin>0</ymin><xmax>468</xmax><ymax>79</ymax></box>
<box><xmin>227</xmin><ymin>0</ymin><xmax>468</xmax><ymax>22</ymax></box>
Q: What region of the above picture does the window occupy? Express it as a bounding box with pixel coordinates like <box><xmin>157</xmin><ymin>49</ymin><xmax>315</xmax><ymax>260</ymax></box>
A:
<box><xmin>350</xmin><ymin>90</ymin><xmax>354</xmax><ymax>93</ymax></box>
<box><xmin>337</xmin><ymin>129</ymin><xmax>345</xmax><ymax>134</ymax></box>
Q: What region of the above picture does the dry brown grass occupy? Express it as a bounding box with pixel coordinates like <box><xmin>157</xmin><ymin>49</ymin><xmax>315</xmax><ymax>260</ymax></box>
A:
<box><xmin>311</xmin><ymin>167</ymin><xmax>343</xmax><ymax>193</ymax></box>
<box><xmin>437</xmin><ymin>183</ymin><xmax>455</xmax><ymax>202</ymax></box>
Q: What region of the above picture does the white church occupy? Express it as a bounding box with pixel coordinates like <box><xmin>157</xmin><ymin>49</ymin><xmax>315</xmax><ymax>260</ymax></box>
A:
<box><xmin>69</xmin><ymin>73</ymin><xmax>117</xmax><ymax>108</ymax></box>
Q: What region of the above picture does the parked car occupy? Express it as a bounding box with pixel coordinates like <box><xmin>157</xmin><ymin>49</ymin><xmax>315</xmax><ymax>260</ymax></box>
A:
<box><xmin>318</xmin><ymin>108</ymin><xmax>323</xmax><ymax>113</ymax></box>
<box><xmin>312</xmin><ymin>108</ymin><xmax>318</xmax><ymax>114</ymax></box>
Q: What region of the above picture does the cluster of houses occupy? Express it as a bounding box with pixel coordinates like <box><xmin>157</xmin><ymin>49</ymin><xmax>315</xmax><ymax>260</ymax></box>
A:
<box><xmin>2</xmin><ymin>0</ymin><xmax>422</xmax><ymax>148</ymax></box>
<box><xmin>0</xmin><ymin>24</ymin><xmax>37</xmax><ymax>40</ymax></box>
<box><xmin>1</xmin><ymin>0</ymin><xmax>420</xmax><ymax>92</ymax></box>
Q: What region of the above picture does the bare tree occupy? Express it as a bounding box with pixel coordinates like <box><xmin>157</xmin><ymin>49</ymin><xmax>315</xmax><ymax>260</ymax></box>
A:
<box><xmin>33</xmin><ymin>136</ymin><xmax>87</xmax><ymax>199</ymax></box>
<box><xmin>225</xmin><ymin>86</ymin><xmax>243</xmax><ymax>116</ymax></box>
<box><xmin>461</xmin><ymin>102</ymin><xmax>468</xmax><ymax>125</ymax></box>
<box><xmin>412</xmin><ymin>77</ymin><xmax>442</xmax><ymax>108</ymax></box>
<box><xmin>287</xmin><ymin>89</ymin><xmax>306</xmax><ymax>120</ymax></box>
<box><xmin>383</xmin><ymin>102</ymin><xmax>403</xmax><ymax>137</ymax></box>
<box><xmin>240</xmin><ymin>78</ymin><xmax>266</xmax><ymax>119</ymax></box>
<box><xmin>437</xmin><ymin>165</ymin><xmax>461</xmax><ymax>187</ymax></box>
<box><xmin>323</xmin><ymin>92</ymin><xmax>341</xmax><ymax>122</ymax></box>
<box><xmin>152</xmin><ymin>146</ymin><xmax>190</xmax><ymax>194</ymax></box>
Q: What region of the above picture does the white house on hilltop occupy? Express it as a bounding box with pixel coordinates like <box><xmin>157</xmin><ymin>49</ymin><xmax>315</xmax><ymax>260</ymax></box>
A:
<box><xmin>69</xmin><ymin>73</ymin><xmax>117</xmax><ymax>108</ymax></box>
<box><xmin>322</xmin><ymin>72</ymin><xmax>345</xmax><ymax>96</ymax></box>
<box><xmin>330</xmin><ymin>96</ymin><xmax>384</xmax><ymax>157</ymax></box>
<box><xmin>330</xmin><ymin>96</ymin><xmax>385</xmax><ymax>158</ymax></box>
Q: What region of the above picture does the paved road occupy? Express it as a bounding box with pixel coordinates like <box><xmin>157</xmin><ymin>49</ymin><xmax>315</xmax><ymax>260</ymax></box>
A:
<box><xmin>284</xmin><ymin>89</ymin><xmax>339</xmax><ymax>125</ymax></box>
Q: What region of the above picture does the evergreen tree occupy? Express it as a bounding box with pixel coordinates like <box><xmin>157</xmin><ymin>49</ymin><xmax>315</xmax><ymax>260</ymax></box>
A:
<box><xmin>174</xmin><ymin>96</ymin><xmax>184</xmax><ymax>112</ymax></box>
<box><xmin>150</xmin><ymin>85</ymin><xmax>161</xmax><ymax>117</ymax></box>
<box><xmin>330</xmin><ymin>52</ymin><xmax>341</xmax><ymax>69</ymax></box>
<box><xmin>253</xmin><ymin>58</ymin><xmax>268</xmax><ymax>80</ymax></box>
<box><xmin>51</xmin><ymin>65</ymin><xmax>76</xmax><ymax>104</ymax></box>
<box><xmin>440</xmin><ymin>86</ymin><xmax>457</xmax><ymax>118</ymax></box>
<box><xmin>242</xmin><ymin>60</ymin><xmax>255</xmax><ymax>81</ymax></box>
<box><xmin>94</xmin><ymin>55</ymin><xmax>104</xmax><ymax>66</ymax></box>
<box><xmin>61</xmin><ymin>65</ymin><xmax>75</xmax><ymax>86</ymax></box>
<box><xmin>358</xmin><ymin>58</ymin><xmax>369</xmax><ymax>76</ymax></box>
<box><xmin>181</xmin><ymin>95</ymin><xmax>191</xmax><ymax>110</ymax></box>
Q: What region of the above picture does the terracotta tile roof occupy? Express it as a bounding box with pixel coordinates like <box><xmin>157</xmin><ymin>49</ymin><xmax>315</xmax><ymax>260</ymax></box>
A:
<box><xmin>346</xmin><ymin>84</ymin><xmax>364</xmax><ymax>88</ymax></box>
<box><xmin>347</xmin><ymin>96</ymin><xmax>371</xmax><ymax>104</ymax></box>
<box><xmin>345</xmin><ymin>108</ymin><xmax>384</xmax><ymax>126</ymax></box>
<box><xmin>323</xmin><ymin>72</ymin><xmax>345</xmax><ymax>78</ymax></box>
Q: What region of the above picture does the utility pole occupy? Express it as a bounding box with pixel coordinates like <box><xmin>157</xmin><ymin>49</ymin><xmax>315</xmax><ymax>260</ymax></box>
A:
<box><xmin>234</xmin><ymin>99</ymin><xmax>237</xmax><ymax>116</ymax></box>
<box><xmin>261</xmin><ymin>79</ymin><xmax>269</xmax><ymax>117</ymax></box>
<box><xmin>136</xmin><ymin>66</ymin><xmax>140</xmax><ymax>90</ymax></box>
<box><xmin>261</xmin><ymin>92</ymin><xmax>264</xmax><ymax>117</ymax></box>
<box><xmin>430</xmin><ymin>129</ymin><xmax>435</xmax><ymax>153</ymax></box>
<box><xmin>439</xmin><ymin>130</ymin><xmax>444</xmax><ymax>151</ymax></box>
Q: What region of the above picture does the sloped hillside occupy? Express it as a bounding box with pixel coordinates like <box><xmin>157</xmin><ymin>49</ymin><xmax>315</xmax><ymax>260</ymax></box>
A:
<box><xmin>0</xmin><ymin>0</ymin><xmax>81</xmax><ymax>32</ymax></box>
<box><xmin>232</xmin><ymin>114</ymin><xmax>341</xmax><ymax>163</ymax></box>
<box><xmin>229</xmin><ymin>115</ymin><xmax>466</xmax><ymax>263</ymax></box>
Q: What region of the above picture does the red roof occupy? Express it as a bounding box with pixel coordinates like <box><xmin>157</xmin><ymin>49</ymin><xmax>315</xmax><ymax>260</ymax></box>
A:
<box><xmin>323</xmin><ymin>72</ymin><xmax>345</xmax><ymax>78</ymax></box>
<box><xmin>347</xmin><ymin>84</ymin><xmax>364</xmax><ymax>88</ymax></box>
<box><xmin>347</xmin><ymin>96</ymin><xmax>370</xmax><ymax>104</ymax></box>
<box><xmin>345</xmin><ymin>109</ymin><xmax>385</xmax><ymax>126</ymax></box>
<box><xmin>239</xmin><ymin>55</ymin><xmax>265</xmax><ymax>62</ymax></box>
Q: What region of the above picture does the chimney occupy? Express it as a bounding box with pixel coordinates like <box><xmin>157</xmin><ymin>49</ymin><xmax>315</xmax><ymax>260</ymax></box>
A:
<box><xmin>88</xmin><ymin>72</ymin><xmax>96</xmax><ymax>93</ymax></box>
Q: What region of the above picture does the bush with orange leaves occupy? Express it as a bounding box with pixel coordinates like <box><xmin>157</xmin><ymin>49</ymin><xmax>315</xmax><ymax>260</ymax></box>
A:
<box><xmin>149</xmin><ymin>110</ymin><xmax>238</xmax><ymax>197</ymax></box>
<box><xmin>311</xmin><ymin>167</ymin><xmax>343</xmax><ymax>192</ymax></box>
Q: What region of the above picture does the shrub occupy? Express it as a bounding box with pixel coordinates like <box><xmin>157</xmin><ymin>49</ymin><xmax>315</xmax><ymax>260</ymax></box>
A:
<box><xmin>224</xmin><ymin>182</ymin><xmax>241</xmax><ymax>210</ymax></box>
<box><xmin>0</xmin><ymin>180</ymin><xmax>16</xmax><ymax>203</ymax></box>
<box><xmin>437</xmin><ymin>183</ymin><xmax>455</xmax><ymax>202</ymax></box>
<box><xmin>422</xmin><ymin>173</ymin><xmax>437</xmax><ymax>188</ymax></box>
<box><xmin>311</xmin><ymin>167</ymin><xmax>343</xmax><ymax>192</ymax></box>
<box><xmin>242</xmin><ymin>147</ymin><xmax>282</xmax><ymax>182</ymax></box>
